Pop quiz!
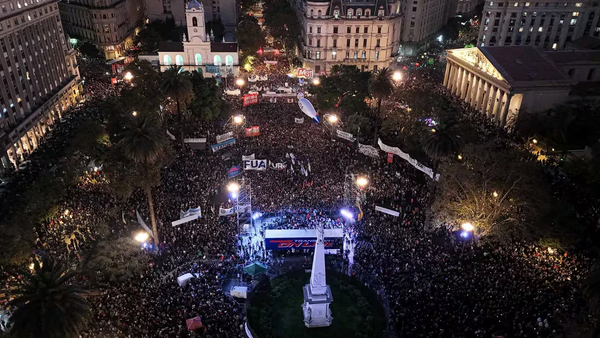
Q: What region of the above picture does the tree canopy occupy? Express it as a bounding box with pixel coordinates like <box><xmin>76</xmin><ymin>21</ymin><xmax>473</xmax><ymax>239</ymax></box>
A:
<box><xmin>235</xmin><ymin>15</ymin><xmax>266</xmax><ymax>56</ymax></box>
<box><xmin>262</xmin><ymin>0</ymin><xmax>301</xmax><ymax>51</ymax></box>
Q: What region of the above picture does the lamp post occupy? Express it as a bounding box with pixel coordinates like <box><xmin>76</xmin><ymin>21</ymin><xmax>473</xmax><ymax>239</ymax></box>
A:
<box><xmin>392</xmin><ymin>71</ymin><xmax>402</xmax><ymax>82</ymax></box>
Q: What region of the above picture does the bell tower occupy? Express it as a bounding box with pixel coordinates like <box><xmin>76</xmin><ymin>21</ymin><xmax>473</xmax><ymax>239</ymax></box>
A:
<box><xmin>186</xmin><ymin>0</ymin><xmax>207</xmax><ymax>42</ymax></box>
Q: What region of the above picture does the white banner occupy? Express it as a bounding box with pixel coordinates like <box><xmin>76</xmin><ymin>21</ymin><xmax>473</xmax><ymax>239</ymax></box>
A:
<box><xmin>184</xmin><ymin>138</ymin><xmax>207</xmax><ymax>143</ymax></box>
<box><xmin>172</xmin><ymin>213</ymin><xmax>201</xmax><ymax>227</ymax></box>
<box><xmin>180</xmin><ymin>206</ymin><xmax>202</xmax><ymax>219</ymax></box>
<box><xmin>166</xmin><ymin>130</ymin><xmax>176</xmax><ymax>140</ymax></box>
<box><xmin>242</xmin><ymin>154</ymin><xmax>255</xmax><ymax>161</ymax></box>
<box><xmin>135</xmin><ymin>210</ymin><xmax>154</xmax><ymax>238</ymax></box>
<box><xmin>336</xmin><ymin>130</ymin><xmax>356</xmax><ymax>142</ymax></box>
<box><xmin>378</xmin><ymin>139</ymin><xmax>440</xmax><ymax>181</ymax></box>
<box><xmin>243</xmin><ymin>159</ymin><xmax>267</xmax><ymax>170</ymax></box>
<box><xmin>216</xmin><ymin>131</ymin><xmax>233</xmax><ymax>143</ymax></box>
<box><xmin>375</xmin><ymin>205</ymin><xmax>400</xmax><ymax>217</ymax></box>
<box><xmin>295</xmin><ymin>117</ymin><xmax>304</xmax><ymax>124</ymax></box>
<box><xmin>269</xmin><ymin>161</ymin><xmax>287</xmax><ymax>170</ymax></box>
<box><xmin>219</xmin><ymin>207</ymin><xmax>235</xmax><ymax>216</ymax></box>
<box><xmin>358</xmin><ymin>143</ymin><xmax>380</xmax><ymax>158</ymax></box>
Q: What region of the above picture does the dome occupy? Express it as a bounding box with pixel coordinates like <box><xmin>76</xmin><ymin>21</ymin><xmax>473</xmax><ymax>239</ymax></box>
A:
<box><xmin>187</xmin><ymin>0</ymin><xmax>202</xmax><ymax>10</ymax></box>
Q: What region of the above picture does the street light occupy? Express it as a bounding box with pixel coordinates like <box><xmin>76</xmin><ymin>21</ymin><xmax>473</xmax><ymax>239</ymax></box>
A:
<box><xmin>132</xmin><ymin>111</ymin><xmax>138</xmax><ymax>116</ymax></box>
<box><xmin>124</xmin><ymin>72</ymin><xmax>134</xmax><ymax>81</ymax></box>
<box><xmin>135</xmin><ymin>231</ymin><xmax>150</xmax><ymax>243</ymax></box>
<box><xmin>236</xmin><ymin>78</ymin><xmax>245</xmax><ymax>87</ymax></box>
<box><xmin>356</xmin><ymin>176</ymin><xmax>368</xmax><ymax>188</ymax></box>
<box><xmin>392</xmin><ymin>71</ymin><xmax>402</xmax><ymax>82</ymax></box>
<box><xmin>461</xmin><ymin>222</ymin><xmax>475</xmax><ymax>232</ymax></box>
<box><xmin>492</xmin><ymin>191</ymin><xmax>499</xmax><ymax>198</ymax></box>
<box><xmin>327</xmin><ymin>114</ymin><xmax>338</xmax><ymax>124</ymax></box>
<box><xmin>312</xmin><ymin>78</ymin><xmax>321</xmax><ymax>85</ymax></box>
<box><xmin>233</xmin><ymin>115</ymin><xmax>244</xmax><ymax>125</ymax></box>
<box><xmin>532</xmin><ymin>139</ymin><xmax>538</xmax><ymax>144</ymax></box>
<box><xmin>457</xmin><ymin>154</ymin><xmax>463</xmax><ymax>160</ymax></box>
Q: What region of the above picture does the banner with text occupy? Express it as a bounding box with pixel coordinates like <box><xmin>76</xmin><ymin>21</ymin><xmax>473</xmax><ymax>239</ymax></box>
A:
<box><xmin>216</xmin><ymin>131</ymin><xmax>233</xmax><ymax>144</ymax></box>
<box><xmin>269</xmin><ymin>161</ymin><xmax>287</xmax><ymax>170</ymax></box>
<box><xmin>245</xmin><ymin>126</ymin><xmax>260</xmax><ymax>137</ymax></box>
<box><xmin>211</xmin><ymin>138</ymin><xmax>236</xmax><ymax>153</ymax></box>
<box><xmin>184</xmin><ymin>138</ymin><xmax>207</xmax><ymax>150</ymax></box>
<box><xmin>228</xmin><ymin>165</ymin><xmax>241</xmax><ymax>178</ymax></box>
<box><xmin>358</xmin><ymin>143</ymin><xmax>380</xmax><ymax>158</ymax></box>
<box><xmin>219</xmin><ymin>207</ymin><xmax>235</xmax><ymax>216</ymax></box>
<box><xmin>243</xmin><ymin>93</ymin><xmax>259</xmax><ymax>107</ymax></box>
<box><xmin>336</xmin><ymin>130</ymin><xmax>356</xmax><ymax>142</ymax></box>
<box><xmin>375</xmin><ymin>205</ymin><xmax>400</xmax><ymax>217</ymax></box>
<box><xmin>243</xmin><ymin>159</ymin><xmax>267</xmax><ymax>171</ymax></box>
<box><xmin>378</xmin><ymin>139</ymin><xmax>439</xmax><ymax>180</ymax></box>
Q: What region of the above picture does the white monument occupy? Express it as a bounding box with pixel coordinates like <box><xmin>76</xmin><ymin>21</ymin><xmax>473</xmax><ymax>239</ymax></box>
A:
<box><xmin>302</xmin><ymin>223</ymin><xmax>333</xmax><ymax>328</ymax></box>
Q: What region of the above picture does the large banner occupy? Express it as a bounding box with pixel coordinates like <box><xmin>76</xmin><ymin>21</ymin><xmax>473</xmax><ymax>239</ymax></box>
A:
<box><xmin>375</xmin><ymin>205</ymin><xmax>400</xmax><ymax>217</ymax></box>
<box><xmin>243</xmin><ymin>159</ymin><xmax>267</xmax><ymax>171</ymax></box>
<box><xmin>172</xmin><ymin>207</ymin><xmax>202</xmax><ymax>226</ymax></box>
<box><xmin>219</xmin><ymin>207</ymin><xmax>235</xmax><ymax>216</ymax></box>
<box><xmin>245</xmin><ymin>126</ymin><xmax>260</xmax><ymax>137</ymax></box>
<box><xmin>336</xmin><ymin>130</ymin><xmax>356</xmax><ymax>142</ymax></box>
<box><xmin>358</xmin><ymin>143</ymin><xmax>380</xmax><ymax>158</ymax></box>
<box><xmin>269</xmin><ymin>161</ymin><xmax>287</xmax><ymax>170</ymax></box>
<box><xmin>211</xmin><ymin>138</ymin><xmax>236</xmax><ymax>153</ymax></box>
<box><xmin>297</xmin><ymin>68</ymin><xmax>314</xmax><ymax>78</ymax></box>
<box><xmin>243</xmin><ymin>93</ymin><xmax>259</xmax><ymax>107</ymax></box>
<box><xmin>295</xmin><ymin>117</ymin><xmax>304</xmax><ymax>124</ymax></box>
<box><xmin>378</xmin><ymin>139</ymin><xmax>440</xmax><ymax>180</ymax></box>
<box><xmin>184</xmin><ymin>138</ymin><xmax>207</xmax><ymax>150</ymax></box>
<box><xmin>216</xmin><ymin>131</ymin><xmax>233</xmax><ymax>143</ymax></box>
<box><xmin>264</xmin><ymin>229</ymin><xmax>343</xmax><ymax>250</ymax></box>
<box><xmin>228</xmin><ymin>165</ymin><xmax>241</xmax><ymax>178</ymax></box>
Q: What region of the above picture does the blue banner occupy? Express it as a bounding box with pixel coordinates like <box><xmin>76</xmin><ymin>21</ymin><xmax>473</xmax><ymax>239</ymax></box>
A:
<box><xmin>264</xmin><ymin>238</ymin><xmax>341</xmax><ymax>250</ymax></box>
<box><xmin>228</xmin><ymin>165</ymin><xmax>241</xmax><ymax>178</ymax></box>
<box><xmin>211</xmin><ymin>138</ymin><xmax>236</xmax><ymax>153</ymax></box>
<box><xmin>205</xmin><ymin>65</ymin><xmax>220</xmax><ymax>74</ymax></box>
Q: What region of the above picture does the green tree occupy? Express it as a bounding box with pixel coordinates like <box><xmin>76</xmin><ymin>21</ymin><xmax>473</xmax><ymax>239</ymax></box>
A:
<box><xmin>189</xmin><ymin>71</ymin><xmax>222</xmax><ymax>121</ymax></box>
<box><xmin>434</xmin><ymin>142</ymin><xmax>553</xmax><ymax>242</ymax></box>
<box><xmin>423</xmin><ymin>117</ymin><xmax>462</xmax><ymax>169</ymax></box>
<box><xmin>117</xmin><ymin>115</ymin><xmax>170</xmax><ymax>246</ymax></box>
<box><xmin>262</xmin><ymin>0</ymin><xmax>301</xmax><ymax>51</ymax></box>
<box><xmin>133</xmin><ymin>26</ymin><xmax>162</xmax><ymax>53</ymax></box>
<box><xmin>87</xmin><ymin>237</ymin><xmax>150</xmax><ymax>281</ymax></box>
<box><xmin>368</xmin><ymin>67</ymin><xmax>394</xmax><ymax>145</ymax></box>
<box><xmin>235</xmin><ymin>15</ymin><xmax>265</xmax><ymax>55</ymax></box>
<box><xmin>121</xmin><ymin>60</ymin><xmax>165</xmax><ymax>117</ymax></box>
<box><xmin>308</xmin><ymin>65</ymin><xmax>370</xmax><ymax>115</ymax></box>
<box><xmin>6</xmin><ymin>256</ymin><xmax>91</xmax><ymax>338</ymax></box>
<box><xmin>161</xmin><ymin>66</ymin><xmax>194</xmax><ymax>145</ymax></box>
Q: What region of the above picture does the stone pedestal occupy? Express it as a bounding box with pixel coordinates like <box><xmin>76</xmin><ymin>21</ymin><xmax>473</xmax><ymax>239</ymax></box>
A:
<box><xmin>302</xmin><ymin>284</ymin><xmax>333</xmax><ymax>328</ymax></box>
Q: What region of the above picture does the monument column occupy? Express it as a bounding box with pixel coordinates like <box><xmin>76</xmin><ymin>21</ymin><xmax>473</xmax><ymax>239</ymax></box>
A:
<box><xmin>443</xmin><ymin>62</ymin><xmax>452</xmax><ymax>87</ymax></box>
<box><xmin>302</xmin><ymin>223</ymin><xmax>333</xmax><ymax>328</ymax></box>
<box><xmin>500</xmin><ymin>93</ymin><xmax>513</xmax><ymax>126</ymax></box>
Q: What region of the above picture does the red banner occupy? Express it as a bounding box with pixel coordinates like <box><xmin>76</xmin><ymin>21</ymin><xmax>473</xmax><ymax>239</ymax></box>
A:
<box><xmin>111</xmin><ymin>77</ymin><xmax>117</xmax><ymax>85</ymax></box>
<box><xmin>387</xmin><ymin>153</ymin><xmax>394</xmax><ymax>163</ymax></box>
<box><xmin>242</xmin><ymin>93</ymin><xmax>259</xmax><ymax>107</ymax></box>
<box><xmin>297</xmin><ymin>68</ymin><xmax>314</xmax><ymax>78</ymax></box>
<box><xmin>245</xmin><ymin>126</ymin><xmax>260</xmax><ymax>137</ymax></box>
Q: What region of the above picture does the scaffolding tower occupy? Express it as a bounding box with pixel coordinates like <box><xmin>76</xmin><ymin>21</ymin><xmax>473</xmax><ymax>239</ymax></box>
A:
<box><xmin>232</xmin><ymin>176</ymin><xmax>253</xmax><ymax>234</ymax></box>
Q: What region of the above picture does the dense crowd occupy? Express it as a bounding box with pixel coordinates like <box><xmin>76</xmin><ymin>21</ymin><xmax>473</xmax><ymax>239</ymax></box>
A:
<box><xmin>0</xmin><ymin>54</ymin><xmax>594</xmax><ymax>338</ymax></box>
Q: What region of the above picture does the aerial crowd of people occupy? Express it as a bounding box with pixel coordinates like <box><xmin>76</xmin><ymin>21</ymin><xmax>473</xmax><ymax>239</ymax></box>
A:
<box><xmin>0</xmin><ymin>54</ymin><xmax>594</xmax><ymax>338</ymax></box>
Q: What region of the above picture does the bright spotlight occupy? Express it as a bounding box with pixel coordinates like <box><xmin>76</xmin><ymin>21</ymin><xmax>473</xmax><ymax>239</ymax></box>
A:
<box><xmin>231</xmin><ymin>192</ymin><xmax>238</xmax><ymax>199</ymax></box>
<box><xmin>227</xmin><ymin>182</ymin><xmax>240</xmax><ymax>193</ymax></box>
<box><xmin>492</xmin><ymin>191</ymin><xmax>499</xmax><ymax>198</ymax></box>
<box><xmin>327</xmin><ymin>115</ymin><xmax>338</xmax><ymax>123</ymax></box>
<box><xmin>312</xmin><ymin>78</ymin><xmax>320</xmax><ymax>85</ymax></box>
<box><xmin>135</xmin><ymin>232</ymin><xmax>150</xmax><ymax>243</ymax></box>
<box><xmin>340</xmin><ymin>209</ymin><xmax>354</xmax><ymax>219</ymax></box>
<box><xmin>460</xmin><ymin>231</ymin><xmax>469</xmax><ymax>238</ymax></box>
<box><xmin>461</xmin><ymin>222</ymin><xmax>475</xmax><ymax>232</ymax></box>
<box><xmin>124</xmin><ymin>72</ymin><xmax>134</xmax><ymax>81</ymax></box>
<box><xmin>132</xmin><ymin>111</ymin><xmax>138</xmax><ymax>116</ymax></box>
<box><xmin>392</xmin><ymin>71</ymin><xmax>402</xmax><ymax>82</ymax></box>
<box><xmin>532</xmin><ymin>139</ymin><xmax>538</xmax><ymax>144</ymax></box>
<box><xmin>356</xmin><ymin>177</ymin><xmax>368</xmax><ymax>187</ymax></box>
<box><xmin>236</xmin><ymin>78</ymin><xmax>245</xmax><ymax>87</ymax></box>
<box><xmin>252</xmin><ymin>212</ymin><xmax>263</xmax><ymax>220</ymax></box>
<box><xmin>233</xmin><ymin>115</ymin><xmax>244</xmax><ymax>125</ymax></box>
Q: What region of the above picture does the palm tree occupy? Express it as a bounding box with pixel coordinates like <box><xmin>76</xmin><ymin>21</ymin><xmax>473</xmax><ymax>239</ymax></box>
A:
<box><xmin>161</xmin><ymin>66</ymin><xmax>194</xmax><ymax>145</ymax></box>
<box><xmin>368</xmin><ymin>67</ymin><xmax>395</xmax><ymax>145</ymax></box>
<box><xmin>118</xmin><ymin>115</ymin><xmax>169</xmax><ymax>246</ymax></box>
<box><xmin>7</xmin><ymin>256</ymin><xmax>91</xmax><ymax>338</ymax></box>
<box><xmin>423</xmin><ymin>117</ymin><xmax>462</xmax><ymax>173</ymax></box>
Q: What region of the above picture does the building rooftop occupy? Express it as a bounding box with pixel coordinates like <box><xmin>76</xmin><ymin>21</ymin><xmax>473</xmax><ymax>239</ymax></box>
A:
<box><xmin>211</xmin><ymin>42</ymin><xmax>238</xmax><ymax>52</ymax></box>
<box><xmin>545</xmin><ymin>50</ymin><xmax>600</xmax><ymax>65</ymax></box>
<box><xmin>187</xmin><ymin>0</ymin><xmax>202</xmax><ymax>10</ymax></box>
<box><xmin>566</xmin><ymin>35</ymin><xmax>600</xmax><ymax>50</ymax></box>
<box><xmin>479</xmin><ymin>46</ymin><xmax>569</xmax><ymax>83</ymax></box>
<box><xmin>159</xmin><ymin>41</ymin><xmax>184</xmax><ymax>52</ymax></box>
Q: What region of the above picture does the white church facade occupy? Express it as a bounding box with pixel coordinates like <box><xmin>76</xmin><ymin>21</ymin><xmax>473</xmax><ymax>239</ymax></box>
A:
<box><xmin>158</xmin><ymin>0</ymin><xmax>239</xmax><ymax>77</ymax></box>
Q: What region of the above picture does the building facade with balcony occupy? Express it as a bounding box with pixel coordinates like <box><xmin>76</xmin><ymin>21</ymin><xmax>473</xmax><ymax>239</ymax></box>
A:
<box><xmin>292</xmin><ymin>0</ymin><xmax>403</xmax><ymax>73</ymax></box>
<box><xmin>59</xmin><ymin>0</ymin><xmax>144</xmax><ymax>59</ymax></box>
<box><xmin>0</xmin><ymin>0</ymin><xmax>81</xmax><ymax>171</ymax></box>
<box><xmin>157</xmin><ymin>0</ymin><xmax>238</xmax><ymax>77</ymax></box>
<box><xmin>477</xmin><ymin>0</ymin><xmax>600</xmax><ymax>50</ymax></box>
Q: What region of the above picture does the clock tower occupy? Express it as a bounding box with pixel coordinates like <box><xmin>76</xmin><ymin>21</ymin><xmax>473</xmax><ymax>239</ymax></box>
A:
<box><xmin>186</xmin><ymin>0</ymin><xmax>207</xmax><ymax>42</ymax></box>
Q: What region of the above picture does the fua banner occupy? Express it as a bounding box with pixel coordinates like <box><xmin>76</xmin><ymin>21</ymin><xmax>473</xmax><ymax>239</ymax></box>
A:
<box><xmin>216</xmin><ymin>131</ymin><xmax>233</xmax><ymax>143</ymax></box>
<box><xmin>336</xmin><ymin>130</ymin><xmax>356</xmax><ymax>142</ymax></box>
<box><xmin>243</xmin><ymin>159</ymin><xmax>267</xmax><ymax>171</ymax></box>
